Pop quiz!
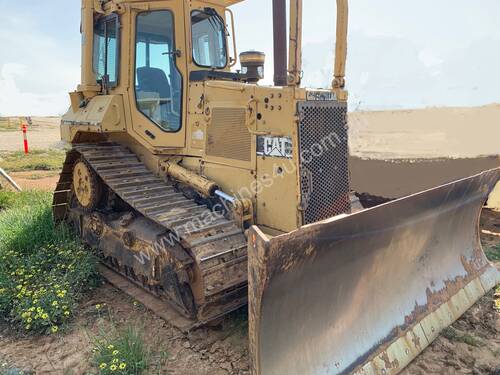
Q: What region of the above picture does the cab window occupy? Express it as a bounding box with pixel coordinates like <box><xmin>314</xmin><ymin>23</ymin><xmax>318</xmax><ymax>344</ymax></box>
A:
<box><xmin>191</xmin><ymin>9</ymin><xmax>227</xmax><ymax>68</ymax></box>
<box><xmin>93</xmin><ymin>15</ymin><xmax>119</xmax><ymax>87</ymax></box>
<box><xmin>135</xmin><ymin>10</ymin><xmax>182</xmax><ymax>132</ymax></box>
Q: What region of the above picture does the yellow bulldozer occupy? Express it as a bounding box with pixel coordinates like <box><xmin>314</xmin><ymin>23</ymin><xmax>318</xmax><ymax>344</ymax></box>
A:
<box><xmin>53</xmin><ymin>0</ymin><xmax>499</xmax><ymax>373</ymax></box>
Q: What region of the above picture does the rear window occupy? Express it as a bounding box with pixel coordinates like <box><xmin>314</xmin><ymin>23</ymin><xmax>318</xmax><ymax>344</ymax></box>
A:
<box><xmin>191</xmin><ymin>9</ymin><xmax>228</xmax><ymax>69</ymax></box>
<box><xmin>93</xmin><ymin>15</ymin><xmax>120</xmax><ymax>87</ymax></box>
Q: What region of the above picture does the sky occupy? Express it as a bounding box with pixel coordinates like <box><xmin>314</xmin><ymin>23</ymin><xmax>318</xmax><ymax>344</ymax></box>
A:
<box><xmin>1</xmin><ymin>0</ymin><xmax>500</xmax><ymax>115</ymax></box>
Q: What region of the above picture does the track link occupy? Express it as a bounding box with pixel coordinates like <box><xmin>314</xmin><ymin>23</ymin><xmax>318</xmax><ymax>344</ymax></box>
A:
<box><xmin>53</xmin><ymin>143</ymin><xmax>248</xmax><ymax>328</ymax></box>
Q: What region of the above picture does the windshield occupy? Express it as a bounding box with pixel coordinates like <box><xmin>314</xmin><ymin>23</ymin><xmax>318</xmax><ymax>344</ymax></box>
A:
<box><xmin>191</xmin><ymin>9</ymin><xmax>228</xmax><ymax>68</ymax></box>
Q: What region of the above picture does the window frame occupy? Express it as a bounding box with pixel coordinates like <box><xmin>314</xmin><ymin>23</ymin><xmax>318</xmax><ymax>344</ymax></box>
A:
<box><xmin>133</xmin><ymin>9</ymin><xmax>184</xmax><ymax>134</ymax></box>
<box><xmin>93</xmin><ymin>13</ymin><xmax>121</xmax><ymax>88</ymax></box>
<box><xmin>190</xmin><ymin>9</ymin><xmax>229</xmax><ymax>69</ymax></box>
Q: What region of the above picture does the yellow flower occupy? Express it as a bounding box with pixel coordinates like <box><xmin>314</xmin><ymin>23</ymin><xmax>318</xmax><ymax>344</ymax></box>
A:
<box><xmin>119</xmin><ymin>363</ymin><xmax>126</xmax><ymax>370</ymax></box>
<box><xmin>25</xmin><ymin>325</ymin><xmax>31</xmax><ymax>330</ymax></box>
<box><xmin>110</xmin><ymin>364</ymin><xmax>117</xmax><ymax>371</ymax></box>
<box><xmin>112</xmin><ymin>358</ymin><xmax>119</xmax><ymax>363</ymax></box>
<box><xmin>112</xmin><ymin>350</ymin><xmax>119</xmax><ymax>356</ymax></box>
<box><xmin>99</xmin><ymin>363</ymin><xmax>107</xmax><ymax>369</ymax></box>
<box><xmin>51</xmin><ymin>326</ymin><xmax>58</xmax><ymax>333</ymax></box>
<box><xmin>494</xmin><ymin>299</ymin><xmax>500</xmax><ymax>311</ymax></box>
<box><xmin>95</xmin><ymin>304</ymin><xmax>102</xmax><ymax>310</ymax></box>
<box><xmin>64</xmin><ymin>311</ymin><xmax>70</xmax><ymax>316</ymax></box>
<box><xmin>107</xmin><ymin>344</ymin><xmax>114</xmax><ymax>350</ymax></box>
<box><xmin>27</xmin><ymin>318</ymin><xmax>32</xmax><ymax>323</ymax></box>
<box><xmin>52</xmin><ymin>301</ymin><xmax>58</xmax><ymax>307</ymax></box>
<box><xmin>41</xmin><ymin>313</ymin><xmax>49</xmax><ymax>320</ymax></box>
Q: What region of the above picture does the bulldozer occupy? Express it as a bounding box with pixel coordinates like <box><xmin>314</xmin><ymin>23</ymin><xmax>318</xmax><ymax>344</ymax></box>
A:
<box><xmin>53</xmin><ymin>0</ymin><xmax>499</xmax><ymax>373</ymax></box>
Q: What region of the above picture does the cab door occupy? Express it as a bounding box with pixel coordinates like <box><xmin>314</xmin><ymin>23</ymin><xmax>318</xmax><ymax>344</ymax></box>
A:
<box><xmin>128</xmin><ymin>2</ymin><xmax>187</xmax><ymax>149</ymax></box>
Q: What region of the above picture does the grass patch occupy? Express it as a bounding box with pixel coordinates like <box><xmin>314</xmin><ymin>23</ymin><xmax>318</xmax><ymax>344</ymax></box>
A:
<box><xmin>91</xmin><ymin>325</ymin><xmax>151</xmax><ymax>375</ymax></box>
<box><xmin>0</xmin><ymin>192</ymin><xmax>17</xmax><ymax>210</ymax></box>
<box><xmin>0</xmin><ymin>191</ymin><xmax>98</xmax><ymax>334</ymax></box>
<box><xmin>0</xmin><ymin>150</ymin><xmax>66</xmax><ymax>172</ymax></box>
<box><xmin>485</xmin><ymin>244</ymin><xmax>500</xmax><ymax>262</ymax></box>
<box><xmin>442</xmin><ymin>327</ymin><xmax>483</xmax><ymax>347</ymax></box>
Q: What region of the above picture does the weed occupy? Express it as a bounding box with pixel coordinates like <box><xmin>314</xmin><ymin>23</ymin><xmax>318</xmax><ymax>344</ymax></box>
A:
<box><xmin>485</xmin><ymin>244</ymin><xmax>500</xmax><ymax>262</ymax></box>
<box><xmin>0</xmin><ymin>191</ymin><xmax>98</xmax><ymax>334</ymax></box>
<box><xmin>0</xmin><ymin>192</ymin><xmax>16</xmax><ymax>210</ymax></box>
<box><xmin>0</xmin><ymin>150</ymin><xmax>66</xmax><ymax>172</ymax></box>
<box><xmin>91</xmin><ymin>325</ymin><xmax>151</xmax><ymax>375</ymax></box>
<box><xmin>442</xmin><ymin>327</ymin><xmax>483</xmax><ymax>347</ymax></box>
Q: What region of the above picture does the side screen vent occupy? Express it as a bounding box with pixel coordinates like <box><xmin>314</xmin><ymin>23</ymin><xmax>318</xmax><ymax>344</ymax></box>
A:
<box><xmin>298</xmin><ymin>101</ymin><xmax>351</xmax><ymax>224</ymax></box>
<box><xmin>207</xmin><ymin>107</ymin><xmax>251</xmax><ymax>162</ymax></box>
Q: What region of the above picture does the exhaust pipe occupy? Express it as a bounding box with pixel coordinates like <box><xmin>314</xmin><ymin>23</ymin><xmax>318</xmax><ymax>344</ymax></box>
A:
<box><xmin>79</xmin><ymin>0</ymin><xmax>100</xmax><ymax>94</ymax></box>
<box><xmin>272</xmin><ymin>0</ymin><xmax>288</xmax><ymax>86</ymax></box>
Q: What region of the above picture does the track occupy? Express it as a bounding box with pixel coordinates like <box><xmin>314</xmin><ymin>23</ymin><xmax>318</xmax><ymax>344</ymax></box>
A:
<box><xmin>53</xmin><ymin>143</ymin><xmax>248</xmax><ymax>329</ymax></box>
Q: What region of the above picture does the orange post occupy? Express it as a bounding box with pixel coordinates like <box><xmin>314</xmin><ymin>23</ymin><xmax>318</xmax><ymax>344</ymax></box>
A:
<box><xmin>22</xmin><ymin>124</ymin><xmax>29</xmax><ymax>154</ymax></box>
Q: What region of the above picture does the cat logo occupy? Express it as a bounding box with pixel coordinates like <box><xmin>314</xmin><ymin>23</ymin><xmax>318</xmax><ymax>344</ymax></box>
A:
<box><xmin>257</xmin><ymin>136</ymin><xmax>293</xmax><ymax>159</ymax></box>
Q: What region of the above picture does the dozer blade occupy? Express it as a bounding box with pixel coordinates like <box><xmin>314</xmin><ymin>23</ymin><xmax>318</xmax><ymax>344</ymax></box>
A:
<box><xmin>248</xmin><ymin>168</ymin><xmax>499</xmax><ymax>375</ymax></box>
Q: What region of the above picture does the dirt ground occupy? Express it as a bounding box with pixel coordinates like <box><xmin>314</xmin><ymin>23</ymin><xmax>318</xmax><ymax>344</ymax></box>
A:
<box><xmin>7</xmin><ymin>171</ymin><xmax>60</xmax><ymax>191</ymax></box>
<box><xmin>0</xmin><ymin>284</ymin><xmax>250</xmax><ymax>375</ymax></box>
<box><xmin>349</xmin><ymin>104</ymin><xmax>500</xmax><ymax>160</ymax></box>
<box><xmin>0</xmin><ymin>117</ymin><xmax>64</xmax><ymax>152</ymax></box>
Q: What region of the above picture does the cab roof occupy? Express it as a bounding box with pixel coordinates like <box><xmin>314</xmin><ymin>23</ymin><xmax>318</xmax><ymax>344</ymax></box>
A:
<box><xmin>110</xmin><ymin>0</ymin><xmax>244</xmax><ymax>7</ymax></box>
<box><xmin>197</xmin><ymin>0</ymin><xmax>244</xmax><ymax>6</ymax></box>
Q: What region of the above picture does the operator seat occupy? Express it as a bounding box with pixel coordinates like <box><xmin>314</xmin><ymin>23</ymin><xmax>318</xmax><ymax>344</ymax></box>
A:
<box><xmin>137</xmin><ymin>66</ymin><xmax>172</xmax><ymax>101</ymax></box>
<box><xmin>136</xmin><ymin>66</ymin><xmax>176</xmax><ymax>129</ymax></box>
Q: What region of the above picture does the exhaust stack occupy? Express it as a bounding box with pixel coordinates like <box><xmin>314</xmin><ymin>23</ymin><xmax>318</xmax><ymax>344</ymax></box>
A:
<box><xmin>272</xmin><ymin>0</ymin><xmax>288</xmax><ymax>86</ymax></box>
<box><xmin>79</xmin><ymin>0</ymin><xmax>100</xmax><ymax>94</ymax></box>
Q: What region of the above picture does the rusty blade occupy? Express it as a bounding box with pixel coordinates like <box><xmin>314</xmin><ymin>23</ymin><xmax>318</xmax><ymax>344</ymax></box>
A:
<box><xmin>248</xmin><ymin>168</ymin><xmax>499</xmax><ymax>375</ymax></box>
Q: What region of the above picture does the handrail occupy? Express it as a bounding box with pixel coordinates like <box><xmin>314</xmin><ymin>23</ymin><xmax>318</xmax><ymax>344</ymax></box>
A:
<box><xmin>225</xmin><ymin>8</ymin><xmax>238</xmax><ymax>68</ymax></box>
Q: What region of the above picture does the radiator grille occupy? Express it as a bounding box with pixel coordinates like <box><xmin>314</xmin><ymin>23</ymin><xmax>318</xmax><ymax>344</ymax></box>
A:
<box><xmin>207</xmin><ymin>107</ymin><xmax>251</xmax><ymax>162</ymax></box>
<box><xmin>298</xmin><ymin>101</ymin><xmax>351</xmax><ymax>224</ymax></box>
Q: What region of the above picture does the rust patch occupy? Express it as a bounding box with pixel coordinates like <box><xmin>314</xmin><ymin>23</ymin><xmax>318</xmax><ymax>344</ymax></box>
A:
<box><xmin>410</xmin><ymin>330</ymin><xmax>421</xmax><ymax>349</ymax></box>
<box><xmin>379</xmin><ymin>351</ymin><xmax>400</xmax><ymax>370</ymax></box>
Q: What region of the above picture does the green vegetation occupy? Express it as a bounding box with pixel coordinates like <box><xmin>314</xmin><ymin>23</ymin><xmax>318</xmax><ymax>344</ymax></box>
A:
<box><xmin>485</xmin><ymin>244</ymin><xmax>500</xmax><ymax>262</ymax></box>
<box><xmin>0</xmin><ymin>191</ymin><xmax>98</xmax><ymax>334</ymax></box>
<box><xmin>442</xmin><ymin>327</ymin><xmax>483</xmax><ymax>347</ymax></box>
<box><xmin>0</xmin><ymin>149</ymin><xmax>66</xmax><ymax>172</ymax></box>
<box><xmin>91</xmin><ymin>325</ymin><xmax>152</xmax><ymax>375</ymax></box>
<box><xmin>0</xmin><ymin>192</ymin><xmax>17</xmax><ymax>210</ymax></box>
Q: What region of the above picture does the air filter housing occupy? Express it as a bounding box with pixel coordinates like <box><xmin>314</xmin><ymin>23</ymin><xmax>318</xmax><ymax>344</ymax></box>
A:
<box><xmin>240</xmin><ymin>51</ymin><xmax>265</xmax><ymax>83</ymax></box>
